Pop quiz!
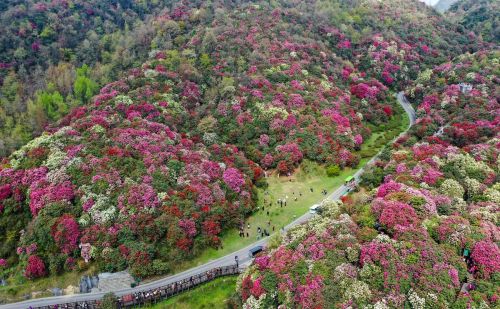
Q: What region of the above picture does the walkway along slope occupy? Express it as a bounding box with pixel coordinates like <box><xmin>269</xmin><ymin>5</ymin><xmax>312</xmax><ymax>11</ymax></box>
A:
<box><xmin>2</xmin><ymin>92</ymin><xmax>416</xmax><ymax>309</ymax></box>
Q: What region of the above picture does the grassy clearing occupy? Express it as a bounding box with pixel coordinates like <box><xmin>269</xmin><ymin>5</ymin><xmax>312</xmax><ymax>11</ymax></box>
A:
<box><xmin>143</xmin><ymin>276</ymin><xmax>237</xmax><ymax>309</ymax></box>
<box><xmin>0</xmin><ymin>265</ymin><xmax>96</xmax><ymax>303</ymax></box>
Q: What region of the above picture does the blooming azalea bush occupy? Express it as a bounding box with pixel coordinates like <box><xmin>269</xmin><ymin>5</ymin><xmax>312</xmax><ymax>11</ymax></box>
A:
<box><xmin>24</xmin><ymin>255</ymin><xmax>46</xmax><ymax>279</ymax></box>
<box><xmin>471</xmin><ymin>241</ymin><xmax>500</xmax><ymax>279</ymax></box>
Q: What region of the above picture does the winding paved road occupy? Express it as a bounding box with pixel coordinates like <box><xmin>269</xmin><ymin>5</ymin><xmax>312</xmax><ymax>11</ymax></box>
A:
<box><xmin>2</xmin><ymin>92</ymin><xmax>416</xmax><ymax>309</ymax></box>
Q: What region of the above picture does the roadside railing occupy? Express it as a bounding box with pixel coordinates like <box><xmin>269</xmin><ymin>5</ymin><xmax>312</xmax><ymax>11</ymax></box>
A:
<box><xmin>32</xmin><ymin>264</ymin><xmax>240</xmax><ymax>309</ymax></box>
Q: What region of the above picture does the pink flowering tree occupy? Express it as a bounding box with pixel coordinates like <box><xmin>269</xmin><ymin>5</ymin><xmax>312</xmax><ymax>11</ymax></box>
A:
<box><xmin>29</xmin><ymin>181</ymin><xmax>75</xmax><ymax>216</ymax></box>
<box><xmin>471</xmin><ymin>241</ymin><xmax>500</xmax><ymax>279</ymax></box>
<box><xmin>275</xmin><ymin>143</ymin><xmax>303</xmax><ymax>166</ymax></box>
<box><xmin>378</xmin><ymin>201</ymin><xmax>419</xmax><ymax>232</ymax></box>
<box><xmin>179</xmin><ymin>219</ymin><xmax>197</xmax><ymax>238</ymax></box>
<box><xmin>223</xmin><ymin>168</ymin><xmax>245</xmax><ymax>193</ymax></box>
<box><xmin>354</xmin><ymin>134</ymin><xmax>363</xmax><ymax>147</ymax></box>
<box><xmin>181</xmin><ymin>81</ymin><xmax>201</xmax><ymax>105</ymax></box>
<box><xmin>376</xmin><ymin>181</ymin><xmax>402</xmax><ymax>198</ymax></box>
<box><xmin>288</xmin><ymin>93</ymin><xmax>305</xmax><ymax>108</ymax></box>
<box><xmin>295</xmin><ymin>275</ymin><xmax>324</xmax><ymax>308</ymax></box>
<box><xmin>261</xmin><ymin>153</ymin><xmax>274</xmax><ymax>168</ymax></box>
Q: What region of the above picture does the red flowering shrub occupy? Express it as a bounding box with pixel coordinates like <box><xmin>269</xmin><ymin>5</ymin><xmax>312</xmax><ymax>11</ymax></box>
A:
<box><xmin>0</xmin><ymin>184</ymin><xmax>12</xmax><ymax>201</ymax></box>
<box><xmin>241</xmin><ymin>275</ymin><xmax>253</xmax><ymax>301</ymax></box>
<box><xmin>25</xmin><ymin>255</ymin><xmax>46</xmax><ymax>279</ymax></box>
<box><xmin>51</xmin><ymin>214</ymin><xmax>80</xmax><ymax>254</ymax></box>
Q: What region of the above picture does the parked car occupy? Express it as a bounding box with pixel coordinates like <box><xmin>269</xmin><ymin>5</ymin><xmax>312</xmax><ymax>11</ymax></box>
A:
<box><xmin>309</xmin><ymin>204</ymin><xmax>321</xmax><ymax>214</ymax></box>
<box><xmin>248</xmin><ymin>246</ymin><xmax>264</xmax><ymax>258</ymax></box>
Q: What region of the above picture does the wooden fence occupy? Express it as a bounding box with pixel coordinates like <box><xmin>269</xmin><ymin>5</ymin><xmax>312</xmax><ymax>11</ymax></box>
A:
<box><xmin>33</xmin><ymin>264</ymin><xmax>240</xmax><ymax>309</ymax></box>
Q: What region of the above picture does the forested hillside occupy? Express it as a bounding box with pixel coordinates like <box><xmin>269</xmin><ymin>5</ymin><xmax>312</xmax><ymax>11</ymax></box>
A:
<box><xmin>0</xmin><ymin>1</ymin><xmax>188</xmax><ymax>156</ymax></box>
<box><xmin>0</xmin><ymin>0</ymin><xmax>482</xmax><ymax>157</ymax></box>
<box><xmin>0</xmin><ymin>0</ymin><xmax>497</xmax><ymax>307</ymax></box>
<box><xmin>447</xmin><ymin>0</ymin><xmax>499</xmax><ymax>43</ymax></box>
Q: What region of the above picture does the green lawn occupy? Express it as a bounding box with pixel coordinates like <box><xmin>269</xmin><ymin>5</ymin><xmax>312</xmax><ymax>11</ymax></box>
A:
<box><xmin>143</xmin><ymin>276</ymin><xmax>237</xmax><ymax>309</ymax></box>
<box><xmin>0</xmin><ymin>265</ymin><xmax>96</xmax><ymax>303</ymax></box>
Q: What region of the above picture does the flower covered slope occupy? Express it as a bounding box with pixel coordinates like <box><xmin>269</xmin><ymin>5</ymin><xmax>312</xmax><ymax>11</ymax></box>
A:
<box><xmin>0</xmin><ymin>0</ymin><xmax>489</xmax><ymax>286</ymax></box>
<box><xmin>0</xmin><ymin>82</ymin><xmax>262</xmax><ymax>277</ymax></box>
<box><xmin>238</xmin><ymin>52</ymin><xmax>499</xmax><ymax>308</ymax></box>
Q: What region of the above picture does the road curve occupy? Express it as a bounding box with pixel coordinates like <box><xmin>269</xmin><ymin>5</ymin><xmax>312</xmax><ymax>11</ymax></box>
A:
<box><xmin>2</xmin><ymin>92</ymin><xmax>416</xmax><ymax>309</ymax></box>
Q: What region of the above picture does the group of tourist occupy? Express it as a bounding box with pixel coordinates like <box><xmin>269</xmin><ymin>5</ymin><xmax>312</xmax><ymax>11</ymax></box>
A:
<box><xmin>238</xmin><ymin>183</ymin><xmax>329</xmax><ymax>240</ymax></box>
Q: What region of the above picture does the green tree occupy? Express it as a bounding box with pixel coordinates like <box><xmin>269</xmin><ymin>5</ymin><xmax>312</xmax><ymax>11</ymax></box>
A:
<box><xmin>74</xmin><ymin>64</ymin><xmax>98</xmax><ymax>103</ymax></box>
<box><xmin>35</xmin><ymin>83</ymin><xmax>68</xmax><ymax>121</ymax></box>
<box><xmin>326</xmin><ymin>165</ymin><xmax>341</xmax><ymax>177</ymax></box>
<box><xmin>199</xmin><ymin>53</ymin><xmax>212</xmax><ymax>69</ymax></box>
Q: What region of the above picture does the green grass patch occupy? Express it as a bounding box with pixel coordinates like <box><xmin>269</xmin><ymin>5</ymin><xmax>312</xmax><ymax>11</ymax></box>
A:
<box><xmin>143</xmin><ymin>276</ymin><xmax>237</xmax><ymax>309</ymax></box>
<box><xmin>0</xmin><ymin>266</ymin><xmax>96</xmax><ymax>303</ymax></box>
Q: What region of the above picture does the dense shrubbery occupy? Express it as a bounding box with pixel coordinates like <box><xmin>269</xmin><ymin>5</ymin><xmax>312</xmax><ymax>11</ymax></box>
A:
<box><xmin>0</xmin><ymin>0</ymin><xmax>496</xmax><ymax>301</ymax></box>
<box><xmin>326</xmin><ymin>165</ymin><xmax>341</xmax><ymax>177</ymax></box>
<box><xmin>238</xmin><ymin>51</ymin><xmax>499</xmax><ymax>308</ymax></box>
